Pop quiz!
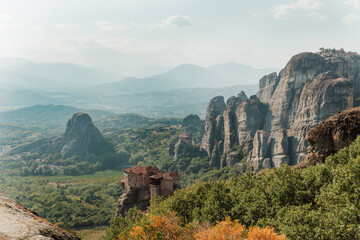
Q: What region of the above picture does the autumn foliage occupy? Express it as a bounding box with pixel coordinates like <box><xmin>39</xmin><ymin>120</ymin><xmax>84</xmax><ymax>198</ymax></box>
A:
<box><xmin>118</xmin><ymin>213</ymin><xmax>287</xmax><ymax>240</ymax></box>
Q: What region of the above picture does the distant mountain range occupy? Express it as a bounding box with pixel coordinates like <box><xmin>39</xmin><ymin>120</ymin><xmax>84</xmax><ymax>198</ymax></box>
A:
<box><xmin>0</xmin><ymin>58</ymin><xmax>275</xmax><ymax>117</ymax></box>
<box><xmin>89</xmin><ymin>63</ymin><xmax>276</xmax><ymax>95</ymax></box>
<box><xmin>0</xmin><ymin>61</ymin><xmax>123</xmax><ymax>92</ymax></box>
<box><xmin>87</xmin><ymin>85</ymin><xmax>258</xmax><ymax>117</ymax></box>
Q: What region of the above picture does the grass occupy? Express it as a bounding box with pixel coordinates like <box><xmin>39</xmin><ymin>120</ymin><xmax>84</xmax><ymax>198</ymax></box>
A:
<box><xmin>72</xmin><ymin>226</ymin><xmax>108</xmax><ymax>240</ymax></box>
<box><xmin>22</xmin><ymin>169</ymin><xmax>125</xmax><ymax>185</ymax></box>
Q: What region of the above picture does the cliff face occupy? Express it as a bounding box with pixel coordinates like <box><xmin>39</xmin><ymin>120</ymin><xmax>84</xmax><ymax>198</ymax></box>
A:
<box><xmin>201</xmin><ymin>94</ymin><xmax>268</xmax><ymax>167</ymax></box>
<box><xmin>116</xmin><ymin>187</ymin><xmax>150</xmax><ymax>216</ymax></box>
<box><xmin>61</xmin><ymin>112</ymin><xmax>104</xmax><ymax>160</ymax></box>
<box><xmin>10</xmin><ymin>112</ymin><xmax>107</xmax><ymax>161</ymax></box>
<box><xmin>298</xmin><ymin>106</ymin><xmax>360</xmax><ymax>168</ymax></box>
<box><xmin>0</xmin><ymin>196</ymin><xmax>79</xmax><ymax>240</ymax></box>
<box><xmin>202</xmin><ymin>51</ymin><xmax>360</xmax><ymax>170</ymax></box>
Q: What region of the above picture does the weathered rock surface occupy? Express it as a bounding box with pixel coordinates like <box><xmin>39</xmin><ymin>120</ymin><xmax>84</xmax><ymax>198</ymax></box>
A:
<box><xmin>202</xmin><ymin>50</ymin><xmax>360</xmax><ymax>170</ymax></box>
<box><xmin>298</xmin><ymin>107</ymin><xmax>360</xmax><ymax>168</ymax></box>
<box><xmin>181</xmin><ymin>114</ymin><xmax>203</xmax><ymax>133</ymax></box>
<box><xmin>0</xmin><ymin>196</ymin><xmax>79</xmax><ymax>240</ymax></box>
<box><xmin>173</xmin><ymin>140</ymin><xmax>192</xmax><ymax>162</ymax></box>
<box><xmin>201</xmin><ymin>96</ymin><xmax>226</xmax><ymax>166</ymax></box>
<box><xmin>116</xmin><ymin>187</ymin><xmax>150</xmax><ymax>216</ymax></box>
<box><xmin>61</xmin><ymin>112</ymin><xmax>104</xmax><ymax>160</ymax></box>
<box><xmin>10</xmin><ymin>112</ymin><xmax>108</xmax><ymax>161</ymax></box>
<box><xmin>202</xmin><ymin>93</ymin><xmax>268</xmax><ymax>168</ymax></box>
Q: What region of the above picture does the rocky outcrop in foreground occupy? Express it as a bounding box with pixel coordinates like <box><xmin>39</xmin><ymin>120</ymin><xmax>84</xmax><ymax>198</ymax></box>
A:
<box><xmin>298</xmin><ymin>107</ymin><xmax>360</xmax><ymax>168</ymax></box>
<box><xmin>10</xmin><ymin>112</ymin><xmax>108</xmax><ymax>161</ymax></box>
<box><xmin>202</xmin><ymin>50</ymin><xmax>360</xmax><ymax>170</ymax></box>
<box><xmin>0</xmin><ymin>196</ymin><xmax>79</xmax><ymax>240</ymax></box>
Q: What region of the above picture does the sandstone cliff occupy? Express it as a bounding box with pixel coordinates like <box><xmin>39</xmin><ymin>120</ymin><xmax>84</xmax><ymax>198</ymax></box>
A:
<box><xmin>298</xmin><ymin>106</ymin><xmax>360</xmax><ymax>168</ymax></box>
<box><xmin>10</xmin><ymin>112</ymin><xmax>108</xmax><ymax>161</ymax></box>
<box><xmin>0</xmin><ymin>196</ymin><xmax>79</xmax><ymax>240</ymax></box>
<box><xmin>202</xmin><ymin>50</ymin><xmax>360</xmax><ymax>170</ymax></box>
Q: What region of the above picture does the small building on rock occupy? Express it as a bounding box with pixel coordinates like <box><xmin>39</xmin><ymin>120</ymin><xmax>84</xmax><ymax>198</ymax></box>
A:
<box><xmin>121</xmin><ymin>165</ymin><xmax>180</xmax><ymax>199</ymax></box>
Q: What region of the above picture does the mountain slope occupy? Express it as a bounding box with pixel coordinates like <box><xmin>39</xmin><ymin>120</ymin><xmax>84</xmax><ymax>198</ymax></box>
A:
<box><xmin>1</xmin><ymin>61</ymin><xmax>123</xmax><ymax>92</ymax></box>
<box><xmin>208</xmin><ymin>62</ymin><xmax>278</xmax><ymax>85</ymax></box>
<box><xmin>90</xmin><ymin>63</ymin><xmax>266</xmax><ymax>95</ymax></box>
<box><xmin>0</xmin><ymin>105</ymin><xmax>115</xmax><ymax>127</ymax></box>
<box><xmin>87</xmin><ymin>84</ymin><xmax>258</xmax><ymax>118</ymax></box>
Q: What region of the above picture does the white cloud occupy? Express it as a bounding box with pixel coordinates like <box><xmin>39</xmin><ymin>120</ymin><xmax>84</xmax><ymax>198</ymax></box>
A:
<box><xmin>345</xmin><ymin>0</ymin><xmax>360</xmax><ymax>9</ymax></box>
<box><xmin>53</xmin><ymin>24</ymin><xmax>73</xmax><ymax>28</ymax></box>
<box><xmin>342</xmin><ymin>13</ymin><xmax>359</xmax><ymax>24</ymax></box>
<box><xmin>96</xmin><ymin>21</ymin><xmax>124</xmax><ymax>31</ymax></box>
<box><xmin>149</xmin><ymin>15</ymin><xmax>192</xmax><ymax>28</ymax></box>
<box><xmin>0</xmin><ymin>14</ymin><xmax>25</xmax><ymax>29</ymax></box>
<box><xmin>129</xmin><ymin>22</ymin><xmax>138</xmax><ymax>27</ymax></box>
<box><xmin>272</xmin><ymin>0</ymin><xmax>326</xmax><ymax>20</ymax></box>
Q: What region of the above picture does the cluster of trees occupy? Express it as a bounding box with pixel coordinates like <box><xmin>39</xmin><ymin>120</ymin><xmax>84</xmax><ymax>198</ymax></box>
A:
<box><xmin>120</xmin><ymin>136</ymin><xmax>360</xmax><ymax>240</ymax></box>
<box><xmin>318</xmin><ymin>47</ymin><xmax>360</xmax><ymax>59</ymax></box>
<box><xmin>19</xmin><ymin>149</ymin><xmax>131</xmax><ymax>177</ymax></box>
<box><xmin>107</xmin><ymin>209</ymin><xmax>287</xmax><ymax>240</ymax></box>
<box><xmin>104</xmin><ymin>125</ymin><xmax>243</xmax><ymax>187</ymax></box>
<box><xmin>0</xmin><ymin>171</ymin><xmax>123</xmax><ymax>228</ymax></box>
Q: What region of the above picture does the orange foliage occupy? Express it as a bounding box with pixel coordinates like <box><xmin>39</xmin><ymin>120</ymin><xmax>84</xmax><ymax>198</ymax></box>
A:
<box><xmin>126</xmin><ymin>212</ymin><xmax>182</xmax><ymax>240</ymax></box>
<box><xmin>194</xmin><ymin>217</ymin><xmax>246</xmax><ymax>240</ymax></box>
<box><xmin>120</xmin><ymin>214</ymin><xmax>287</xmax><ymax>240</ymax></box>
<box><xmin>246</xmin><ymin>226</ymin><xmax>287</xmax><ymax>240</ymax></box>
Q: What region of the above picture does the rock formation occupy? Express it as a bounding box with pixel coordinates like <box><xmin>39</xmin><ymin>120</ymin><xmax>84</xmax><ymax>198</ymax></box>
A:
<box><xmin>0</xmin><ymin>196</ymin><xmax>79</xmax><ymax>240</ymax></box>
<box><xmin>61</xmin><ymin>112</ymin><xmax>104</xmax><ymax>160</ymax></box>
<box><xmin>202</xmin><ymin>49</ymin><xmax>360</xmax><ymax>170</ymax></box>
<box><xmin>181</xmin><ymin>114</ymin><xmax>203</xmax><ymax>133</ymax></box>
<box><xmin>10</xmin><ymin>112</ymin><xmax>109</xmax><ymax>161</ymax></box>
<box><xmin>201</xmin><ymin>93</ymin><xmax>269</xmax><ymax>168</ymax></box>
<box><xmin>298</xmin><ymin>106</ymin><xmax>360</xmax><ymax>168</ymax></box>
<box><xmin>117</xmin><ymin>186</ymin><xmax>151</xmax><ymax>216</ymax></box>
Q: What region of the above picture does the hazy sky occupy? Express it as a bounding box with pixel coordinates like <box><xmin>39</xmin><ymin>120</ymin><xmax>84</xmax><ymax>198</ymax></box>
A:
<box><xmin>1</xmin><ymin>0</ymin><xmax>359</xmax><ymax>70</ymax></box>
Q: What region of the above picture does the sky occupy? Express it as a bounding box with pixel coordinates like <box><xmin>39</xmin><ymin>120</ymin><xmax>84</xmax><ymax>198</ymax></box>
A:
<box><xmin>0</xmin><ymin>0</ymin><xmax>360</xmax><ymax>71</ymax></box>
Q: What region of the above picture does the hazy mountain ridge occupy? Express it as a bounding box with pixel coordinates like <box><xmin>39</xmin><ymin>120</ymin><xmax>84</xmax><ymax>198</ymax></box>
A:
<box><xmin>0</xmin><ymin>105</ymin><xmax>115</xmax><ymax>127</ymax></box>
<box><xmin>91</xmin><ymin>62</ymin><xmax>272</xmax><ymax>95</ymax></box>
<box><xmin>0</xmin><ymin>59</ymin><xmax>263</xmax><ymax>117</ymax></box>
<box><xmin>208</xmin><ymin>62</ymin><xmax>277</xmax><ymax>85</ymax></box>
<box><xmin>85</xmin><ymin>84</ymin><xmax>258</xmax><ymax>117</ymax></box>
<box><xmin>1</xmin><ymin>60</ymin><xmax>124</xmax><ymax>91</ymax></box>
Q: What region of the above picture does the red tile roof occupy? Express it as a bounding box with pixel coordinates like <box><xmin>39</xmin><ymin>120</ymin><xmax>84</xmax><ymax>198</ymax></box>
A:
<box><xmin>123</xmin><ymin>165</ymin><xmax>164</xmax><ymax>175</ymax></box>
<box><xmin>149</xmin><ymin>173</ymin><xmax>180</xmax><ymax>181</ymax></box>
